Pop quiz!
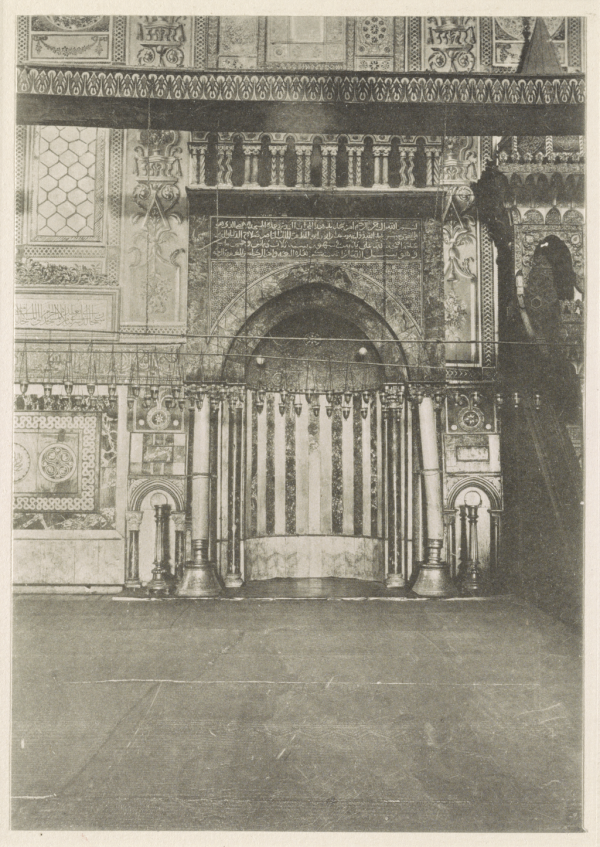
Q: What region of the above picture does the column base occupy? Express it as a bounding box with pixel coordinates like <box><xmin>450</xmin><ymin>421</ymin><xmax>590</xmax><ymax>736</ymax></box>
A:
<box><xmin>176</xmin><ymin>541</ymin><xmax>222</xmax><ymax>597</ymax></box>
<box><xmin>224</xmin><ymin>574</ymin><xmax>244</xmax><ymax>589</ymax></box>
<box><xmin>458</xmin><ymin>563</ymin><xmax>487</xmax><ymax>596</ymax></box>
<box><xmin>146</xmin><ymin>567</ymin><xmax>172</xmax><ymax>595</ymax></box>
<box><xmin>385</xmin><ymin>573</ymin><xmax>406</xmax><ymax>589</ymax></box>
<box><xmin>412</xmin><ymin>563</ymin><xmax>457</xmax><ymax>597</ymax></box>
<box><xmin>412</xmin><ymin>540</ymin><xmax>457</xmax><ymax>598</ymax></box>
<box><xmin>176</xmin><ymin>563</ymin><xmax>222</xmax><ymax>597</ymax></box>
<box><xmin>124</xmin><ymin>579</ymin><xmax>142</xmax><ymax>590</ymax></box>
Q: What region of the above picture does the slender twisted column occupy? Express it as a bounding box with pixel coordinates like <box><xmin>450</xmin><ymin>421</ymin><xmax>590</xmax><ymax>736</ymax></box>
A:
<box><xmin>347</xmin><ymin>144</ymin><xmax>362</xmax><ymax>187</ymax></box>
<box><xmin>189</xmin><ymin>142</ymin><xmax>207</xmax><ymax>186</ymax></box>
<box><xmin>125</xmin><ymin>510</ymin><xmax>143</xmax><ymax>588</ymax></box>
<box><xmin>294</xmin><ymin>144</ymin><xmax>312</xmax><ymax>188</ymax></box>
<box><xmin>399</xmin><ymin>150</ymin><xmax>408</xmax><ymax>186</ymax></box>
<box><xmin>432</xmin><ymin>150</ymin><xmax>441</xmax><ymax>185</ymax></box>
<box><xmin>322</xmin><ymin>144</ymin><xmax>337</xmax><ymax>188</ymax></box>
<box><xmin>426</xmin><ymin>149</ymin><xmax>434</xmax><ymax>186</ymax></box>
<box><xmin>373</xmin><ymin>145</ymin><xmax>389</xmax><ymax>187</ymax></box>
<box><xmin>177</xmin><ymin>401</ymin><xmax>221</xmax><ymax>596</ymax></box>
<box><xmin>270</xmin><ymin>144</ymin><xmax>283</xmax><ymax>186</ymax></box>
<box><xmin>245</xmin><ymin>144</ymin><xmax>261</xmax><ymax>186</ymax></box>
<box><xmin>218</xmin><ymin>139</ymin><xmax>234</xmax><ymax>186</ymax></box>
<box><xmin>406</xmin><ymin>148</ymin><xmax>416</xmax><ymax>185</ymax></box>
<box><xmin>412</xmin><ymin>395</ymin><xmax>456</xmax><ymax>597</ymax></box>
<box><xmin>189</xmin><ymin>135</ymin><xmax>209</xmax><ymax>186</ymax></box>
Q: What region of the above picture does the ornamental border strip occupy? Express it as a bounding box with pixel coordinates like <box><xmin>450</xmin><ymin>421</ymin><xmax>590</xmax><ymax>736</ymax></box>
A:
<box><xmin>17</xmin><ymin>66</ymin><xmax>585</xmax><ymax>105</ymax></box>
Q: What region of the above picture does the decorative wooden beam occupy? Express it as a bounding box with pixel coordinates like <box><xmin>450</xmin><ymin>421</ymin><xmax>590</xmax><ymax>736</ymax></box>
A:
<box><xmin>17</xmin><ymin>66</ymin><xmax>584</xmax><ymax>106</ymax></box>
<box><xmin>17</xmin><ymin>94</ymin><xmax>584</xmax><ymax>137</ymax></box>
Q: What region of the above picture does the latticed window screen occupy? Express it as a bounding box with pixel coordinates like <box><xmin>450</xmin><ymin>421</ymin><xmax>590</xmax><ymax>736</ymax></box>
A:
<box><xmin>33</xmin><ymin>125</ymin><xmax>103</xmax><ymax>240</ymax></box>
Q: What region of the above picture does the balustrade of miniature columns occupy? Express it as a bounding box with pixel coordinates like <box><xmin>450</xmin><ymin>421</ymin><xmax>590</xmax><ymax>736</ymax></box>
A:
<box><xmin>496</xmin><ymin>135</ymin><xmax>585</xmax><ymax>165</ymax></box>
<box><xmin>189</xmin><ymin>133</ymin><xmax>442</xmax><ymax>190</ymax></box>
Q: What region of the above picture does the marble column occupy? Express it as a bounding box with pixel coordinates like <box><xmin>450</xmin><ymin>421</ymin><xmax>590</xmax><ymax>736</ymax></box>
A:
<box><xmin>189</xmin><ymin>141</ymin><xmax>207</xmax><ymax>186</ymax></box>
<box><xmin>399</xmin><ymin>151</ymin><xmax>407</xmax><ymax>186</ymax></box>
<box><xmin>296</xmin><ymin>144</ymin><xmax>312</xmax><ymax>188</ymax></box>
<box><xmin>245</xmin><ymin>144</ymin><xmax>261</xmax><ymax>186</ymax></box>
<box><xmin>161</xmin><ymin>503</ymin><xmax>174</xmax><ymax>582</ymax></box>
<box><xmin>489</xmin><ymin>509</ymin><xmax>502</xmax><ymax>582</ymax></box>
<box><xmin>406</xmin><ymin>148</ymin><xmax>416</xmax><ymax>185</ymax></box>
<box><xmin>177</xmin><ymin>401</ymin><xmax>222</xmax><ymax>596</ymax></box>
<box><xmin>385</xmin><ymin>392</ymin><xmax>405</xmax><ymax>587</ymax></box>
<box><xmin>412</xmin><ymin>395</ymin><xmax>456</xmax><ymax>597</ymax></box>
<box><xmin>147</xmin><ymin>504</ymin><xmax>170</xmax><ymax>593</ymax></box>
<box><xmin>171</xmin><ymin>511</ymin><xmax>187</xmax><ymax>582</ymax></box>
<box><xmin>270</xmin><ymin>143</ymin><xmax>284</xmax><ymax>186</ymax></box>
<box><xmin>218</xmin><ymin>140</ymin><xmax>234</xmax><ymax>187</ymax></box>
<box><xmin>226</xmin><ymin>398</ymin><xmax>244</xmax><ymax>587</ymax></box>
<box><xmin>458</xmin><ymin>504</ymin><xmax>469</xmax><ymax>573</ymax></box>
<box><xmin>322</xmin><ymin>144</ymin><xmax>337</xmax><ymax>188</ymax></box>
<box><xmin>348</xmin><ymin>144</ymin><xmax>362</xmax><ymax>187</ymax></box>
<box><xmin>426</xmin><ymin>149</ymin><xmax>434</xmax><ymax>186</ymax></box>
<box><xmin>443</xmin><ymin>508</ymin><xmax>458</xmax><ymax>579</ymax></box>
<box><xmin>373</xmin><ymin>145</ymin><xmax>389</xmax><ymax>187</ymax></box>
<box><xmin>125</xmin><ymin>510</ymin><xmax>143</xmax><ymax>588</ymax></box>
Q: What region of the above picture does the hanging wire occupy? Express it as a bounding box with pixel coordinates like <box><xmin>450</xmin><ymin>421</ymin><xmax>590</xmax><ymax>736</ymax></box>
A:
<box><xmin>145</xmin><ymin>98</ymin><xmax>152</xmax><ymax>333</ymax></box>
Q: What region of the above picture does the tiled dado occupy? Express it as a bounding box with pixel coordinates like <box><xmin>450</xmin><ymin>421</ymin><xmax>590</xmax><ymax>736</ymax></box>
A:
<box><xmin>245</xmin><ymin>535</ymin><xmax>384</xmax><ymax>581</ymax></box>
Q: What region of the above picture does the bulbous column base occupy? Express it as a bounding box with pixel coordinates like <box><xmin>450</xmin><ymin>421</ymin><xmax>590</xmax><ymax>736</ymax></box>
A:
<box><xmin>385</xmin><ymin>573</ymin><xmax>406</xmax><ymax>589</ymax></box>
<box><xmin>225</xmin><ymin>574</ymin><xmax>244</xmax><ymax>588</ymax></box>
<box><xmin>147</xmin><ymin>566</ymin><xmax>173</xmax><ymax>595</ymax></box>
<box><xmin>412</xmin><ymin>540</ymin><xmax>457</xmax><ymax>598</ymax></box>
<box><xmin>458</xmin><ymin>562</ymin><xmax>487</xmax><ymax>596</ymax></box>
<box><xmin>176</xmin><ymin>540</ymin><xmax>222</xmax><ymax>598</ymax></box>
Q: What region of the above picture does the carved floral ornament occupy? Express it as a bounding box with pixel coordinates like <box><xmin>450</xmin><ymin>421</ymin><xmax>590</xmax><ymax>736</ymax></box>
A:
<box><xmin>426</xmin><ymin>17</ymin><xmax>477</xmax><ymax>73</ymax></box>
<box><xmin>137</xmin><ymin>17</ymin><xmax>186</xmax><ymax>68</ymax></box>
<box><xmin>129</xmin><ymin>129</ymin><xmax>186</xmax><ymax>317</ymax></box>
<box><xmin>17</xmin><ymin>67</ymin><xmax>585</xmax><ymax>105</ymax></box>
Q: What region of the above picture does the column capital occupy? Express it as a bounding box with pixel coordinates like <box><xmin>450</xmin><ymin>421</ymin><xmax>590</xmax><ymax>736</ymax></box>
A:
<box><xmin>126</xmin><ymin>510</ymin><xmax>143</xmax><ymax>531</ymax></box>
<box><xmin>171</xmin><ymin>511</ymin><xmax>187</xmax><ymax>531</ymax></box>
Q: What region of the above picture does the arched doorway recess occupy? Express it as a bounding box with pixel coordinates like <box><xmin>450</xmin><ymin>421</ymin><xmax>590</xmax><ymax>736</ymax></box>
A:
<box><xmin>209</xmin><ymin>281</ymin><xmax>421</xmax><ymax>585</ymax></box>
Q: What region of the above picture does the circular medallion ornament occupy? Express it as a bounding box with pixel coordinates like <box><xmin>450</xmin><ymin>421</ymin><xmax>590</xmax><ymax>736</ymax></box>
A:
<box><xmin>361</xmin><ymin>17</ymin><xmax>388</xmax><ymax>46</ymax></box>
<box><xmin>38</xmin><ymin>443</ymin><xmax>77</xmax><ymax>482</ymax></box>
<box><xmin>459</xmin><ymin>408</ymin><xmax>484</xmax><ymax>431</ymax></box>
<box><xmin>146</xmin><ymin>406</ymin><xmax>171</xmax><ymax>431</ymax></box>
<box><xmin>13</xmin><ymin>443</ymin><xmax>30</xmax><ymax>483</ymax></box>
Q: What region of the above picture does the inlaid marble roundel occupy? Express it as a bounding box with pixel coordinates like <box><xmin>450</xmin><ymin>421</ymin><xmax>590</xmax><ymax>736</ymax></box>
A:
<box><xmin>146</xmin><ymin>406</ymin><xmax>172</xmax><ymax>431</ymax></box>
<box><xmin>361</xmin><ymin>17</ymin><xmax>388</xmax><ymax>45</ymax></box>
<box><xmin>38</xmin><ymin>443</ymin><xmax>77</xmax><ymax>482</ymax></box>
<box><xmin>459</xmin><ymin>407</ymin><xmax>484</xmax><ymax>431</ymax></box>
<box><xmin>13</xmin><ymin>444</ymin><xmax>30</xmax><ymax>483</ymax></box>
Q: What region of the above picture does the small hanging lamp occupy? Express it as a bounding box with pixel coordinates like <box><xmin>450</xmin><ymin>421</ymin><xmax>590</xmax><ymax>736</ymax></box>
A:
<box><xmin>86</xmin><ymin>340</ymin><xmax>97</xmax><ymax>396</ymax></box>
<box><xmin>19</xmin><ymin>343</ymin><xmax>29</xmax><ymax>397</ymax></box>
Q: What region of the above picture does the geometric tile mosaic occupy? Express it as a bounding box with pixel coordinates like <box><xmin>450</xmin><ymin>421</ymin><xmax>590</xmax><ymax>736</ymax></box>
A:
<box><xmin>35</xmin><ymin>126</ymin><xmax>102</xmax><ymax>240</ymax></box>
<box><xmin>129</xmin><ymin>432</ymin><xmax>186</xmax><ymax>476</ymax></box>
<box><xmin>13</xmin><ymin>412</ymin><xmax>99</xmax><ymax>512</ymax></box>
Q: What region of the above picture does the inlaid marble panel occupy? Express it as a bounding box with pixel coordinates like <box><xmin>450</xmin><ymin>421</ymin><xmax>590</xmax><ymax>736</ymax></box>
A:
<box><xmin>245</xmin><ymin>535</ymin><xmax>384</xmax><ymax>581</ymax></box>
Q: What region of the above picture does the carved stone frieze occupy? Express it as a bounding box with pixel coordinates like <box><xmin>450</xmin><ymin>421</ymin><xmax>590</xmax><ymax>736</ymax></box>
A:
<box><xmin>17</xmin><ymin>66</ymin><xmax>586</xmax><ymax>105</ymax></box>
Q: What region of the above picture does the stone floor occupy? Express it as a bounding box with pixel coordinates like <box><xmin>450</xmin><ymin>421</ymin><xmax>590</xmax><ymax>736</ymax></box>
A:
<box><xmin>11</xmin><ymin>591</ymin><xmax>583</xmax><ymax>832</ymax></box>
